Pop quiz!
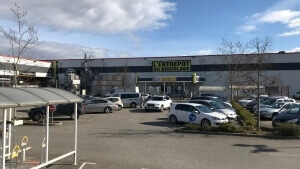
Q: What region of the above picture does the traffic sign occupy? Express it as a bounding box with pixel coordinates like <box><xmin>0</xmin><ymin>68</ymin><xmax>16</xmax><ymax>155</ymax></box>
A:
<box><xmin>49</xmin><ymin>105</ymin><xmax>56</xmax><ymax>113</ymax></box>
<box><xmin>189</xmin><ymin>114</ymin><xmax>196</xmax><ymax>121</ymax></box>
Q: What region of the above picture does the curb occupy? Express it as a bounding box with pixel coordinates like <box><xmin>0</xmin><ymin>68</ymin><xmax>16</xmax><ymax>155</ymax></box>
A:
<box><xmin>23</xmin><ymin>121</ymin><xmax>63</xmax><ymax>126</ymax></box>
<box><xmin>174</xmin><ymin>128</ymin><xmax>300</xmax><ymax>140</ymax></box>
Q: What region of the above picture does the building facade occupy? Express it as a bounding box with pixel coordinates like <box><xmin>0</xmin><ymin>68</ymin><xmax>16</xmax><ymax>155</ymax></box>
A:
<box><xmin>56</xmin><ymin>52</ymin><xmax>300</xmax><ymax>97</ymax></box>
<box><xmin>0</xmin><ymin>55</ymin><xmax>52</xmax><ymax>87</ymax></box>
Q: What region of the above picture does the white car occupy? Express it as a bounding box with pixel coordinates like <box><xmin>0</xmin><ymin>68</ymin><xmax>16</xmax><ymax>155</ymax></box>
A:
<box><xmin>188</xmin><ymin>100</ymin><xmax>237</xmax><ymax>120</ymax></box>
<box><xmin>144</xmin><ymin>95</ymin><xmax>172</xmax><ymax>112</ymax></box>
<box><xmin>238</xmin><ymin>96</ymin><xmax>256</xmax><ymax>107</ymax></box>
<box><xmin>168</xmin><ymin>103</ymin><xmax>228</xmax><ymax>127</ymax></box>
<box><xmin>105</xmin><ymin>97</ymin><xmax>123</xmax><ymax>110</ymax></box>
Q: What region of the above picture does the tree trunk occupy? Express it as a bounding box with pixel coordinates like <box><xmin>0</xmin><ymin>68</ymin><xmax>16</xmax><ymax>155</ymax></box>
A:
<box><xmin>257</xmin><ymin>73</ymin><xmax>260</xmax><ymax>131</ymax></box>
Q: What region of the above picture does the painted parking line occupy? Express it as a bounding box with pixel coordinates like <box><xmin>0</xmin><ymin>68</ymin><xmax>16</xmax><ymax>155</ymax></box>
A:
<box><xmin>269</xmin><ymin>153</ymin><xmax>300</xmax><ymax>157</ymax></box>
<box><xmin>79</xmin><ymin>162</ymin><xmax>96</xmax><ymax>169</ymax></box>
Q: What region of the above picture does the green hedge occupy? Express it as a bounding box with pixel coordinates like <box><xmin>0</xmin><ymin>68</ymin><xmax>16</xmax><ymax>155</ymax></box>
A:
<box><xmin>273</xmin><ymin>123</ymin><xmax>300</xmax><ymax>136</ymax></box>
<box><xmin>184</xmin><ymin>123</ymin><xmax>258</xmax><ymax>134</ymax></box>
<box><xmin>231</xmin><ymin>100</ymin><xmax>256</xmax><ymax>127</ymax></box>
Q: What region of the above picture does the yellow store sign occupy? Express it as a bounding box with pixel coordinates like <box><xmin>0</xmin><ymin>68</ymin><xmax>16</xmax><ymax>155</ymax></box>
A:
<box><xmin>152</xmin><ymin>60</ymin><xmax>191</xmax><ymax>72</ymax></box>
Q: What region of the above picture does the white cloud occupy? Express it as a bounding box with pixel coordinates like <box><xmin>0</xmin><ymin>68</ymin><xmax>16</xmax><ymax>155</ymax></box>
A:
<box><xmin>238</xmin><ymin>10</ymin><xmax>300</xmax><ymax>36</ymax></box>
<box><xmin>0</xmin><ymin>0</ymin><xmax>176</xmax><ymax>34</ymax></box>
<box><xmin>287</xmin><ymin>47</ymin><xmax>300</xmax><ymax>52</ymax></box>
<box><xmin>259</xmin><ymin>10</ymin><xmax>300</xmax><ymax>24</ymax></box>
<box><xmin>278</xmin><ymin>30</ymin><xmax>300</xmax><ymax>37</ymax></box>
<box><xmin>0</xmin><ymin>35</ymin><xmax>130</xmax><ymax>59</ymax></box>
<box><xmin>238</xmin><ymin>25</ymin><xmax>257</xmax><ymax>32</ymax></box>
<box><xmin>192</xmin><ymin>49</ymin><xmax>212</xmax><ymax>55</ymax></box>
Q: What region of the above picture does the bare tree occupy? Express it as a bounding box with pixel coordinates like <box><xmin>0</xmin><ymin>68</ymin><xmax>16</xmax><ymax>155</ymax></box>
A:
<box><xmin>243</xmin><ymin>37</ymin><xmax>273</xmax><ymax>130</ymax></box>
<box><xmin>217</xmin><ymin>39</ymin><xmax>248</xmax><ymax>100</ymax></box>
<box><xmin>119</xmin><ymin>61</ymin><xmax>134</xmax><ymax>92</ymax></box>
<box><xmin>0</xmin><ymin>4</ymin><xmax>40</xmax><ymax>87</ymax></box>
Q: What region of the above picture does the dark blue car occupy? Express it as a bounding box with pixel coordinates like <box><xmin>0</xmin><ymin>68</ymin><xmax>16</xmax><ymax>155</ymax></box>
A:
<box><xmin>272</xmin><ymin>103</ymin><xmax>300</xmax><ymax>127</ymax></box>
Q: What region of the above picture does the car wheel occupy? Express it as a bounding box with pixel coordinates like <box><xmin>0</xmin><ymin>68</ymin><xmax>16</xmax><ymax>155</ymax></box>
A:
<box><xmin>160</xmin><ymin>105</ymin><xmax>164</xmax><ymax>112</ymax></box>
<box><xmin>104</xmin><ymin>107</ymin><xmax>112</xmax><ymax>113</ymax></box>
<box><xmin>180</xmin><ymin>95</ymin><xmax>184</xmax><ymax>99</ymax></box>
<box><xmin>32</xmin><ymin>112</ymin><xmax>43</xmax><ymax>121</ymax></box>
<box><xmin>272</xmin><ymin>113</ymin><xmax>278</xmax><ymax>119</ymax></box>
<box><xmin>169</xmin><ymin>115</ymin><xmax>177</xmax><ymax>124</ymax></box>
<box><xmin>118</xmin><ymin>105</ymin><xmax>122</xmax><ymax>110</ymax></box>
<box><xmin>130</xmin><ymin>102</ymin><xmax>137</xmax><ymax>108</ymax></box>
<box><xmin>201</xmin><ymin>119</ymin><xmax>211</xmax><ymax>126</ymax></box>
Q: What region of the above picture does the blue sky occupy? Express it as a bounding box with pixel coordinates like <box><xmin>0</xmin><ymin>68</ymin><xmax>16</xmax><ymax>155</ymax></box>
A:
<box><xmin>0</xmin><ymin>0</ymin><xmax>300</xmax><ymax>59</ymax></box>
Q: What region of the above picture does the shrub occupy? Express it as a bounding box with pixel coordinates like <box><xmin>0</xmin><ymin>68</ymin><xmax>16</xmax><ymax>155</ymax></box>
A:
<box><xmin>273</xmin><ymin>124</ymin><xmax>300</xmax><ymax>136</ymax></box>
<box><xmin>184</xmin><ymin>123</ymin><xmax>247</xmax><ymax>133</ymax></box>
<box><xmin>231</xmin><ymin>100</ymin><xmax>256</xmax><ymax>127</ymax></box>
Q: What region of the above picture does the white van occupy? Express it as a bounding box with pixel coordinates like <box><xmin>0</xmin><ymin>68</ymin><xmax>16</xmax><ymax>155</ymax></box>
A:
<box><xmin>106</xmin><ymin>86</ymin><xmax>139</xmax><ymax>97</ymax></box>
<box><xmin>113</xmin><ymin>92</ymin><xmax>141</xmax><ymax>108</ymax></box>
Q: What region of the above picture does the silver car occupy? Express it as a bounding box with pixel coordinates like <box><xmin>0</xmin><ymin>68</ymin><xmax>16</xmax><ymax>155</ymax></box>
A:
<box><xmin>83</xmin><ymin>99</ymin><xmax>118</xmax><ymax>113</ymax></box>
<box><xmin>256</xmin><ymin>102</ymin><xmax>293</xmax><ymax>119</ymax></box>
<box><xmin>105</xmin><ymin>97</ymin><xmax>123</xmax><ymax>110</ymax></box>
<box><xmin>188</xmin><ymin>100</ymin><xmax>237</xmax><ymax>120</ymax></box>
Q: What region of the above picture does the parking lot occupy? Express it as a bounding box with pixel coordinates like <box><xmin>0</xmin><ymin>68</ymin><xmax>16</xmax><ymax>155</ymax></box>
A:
<box><xmin>6</xmin><ymin>107</ymin><xmax>299</xmax><ymax>169</ymax></box>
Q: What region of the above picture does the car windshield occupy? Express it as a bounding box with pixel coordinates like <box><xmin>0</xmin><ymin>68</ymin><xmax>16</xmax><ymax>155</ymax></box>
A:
<box><xmin>210</xmin><ymin>97</ymin><xmax>223</xmax><ymax>104</ymax></box>
<box><xmin>151</xmin><ymin>97</ymin><xmax>163</xmax><ymax>101</ymax></box>
<box><xmin>284</xmin><ymin>104</ymin><xmax>300</xmax><ymax>114</ymax></box>
<box><xmin>269</xmin><ymin>103</ymin><xmax>284</xmax><ymax>108</ymax></box>
<box><xmin>210</xmin><ymin>101</ymin><xmax>225</xmax><ymax>109</ymax></box>
<box><xmin>196</xmin><ymin>105</ymin><xmax>214</xmax><ymax>113</ymax></box>
<box><xmin>244</xmin><ymin>96</ymin><xmax>254</xmax><ymax>100</ymax></box>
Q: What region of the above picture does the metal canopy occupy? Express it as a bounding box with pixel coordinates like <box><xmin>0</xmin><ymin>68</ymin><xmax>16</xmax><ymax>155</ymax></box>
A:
<box><xmin>0</xmin><ymin>87</ymin><xmax>82</xmax><ymax>168</ymax></box>
<box><xmin>0</xmin><ymin>87</ymin><xmax>82</xmax><ymax>108</ymax></box>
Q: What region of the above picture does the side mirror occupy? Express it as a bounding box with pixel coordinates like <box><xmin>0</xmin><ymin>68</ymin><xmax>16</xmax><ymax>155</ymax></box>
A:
<box><xmin>194</xmin><ymin>110</ymin><xmax>199</xmax><ymax>114</ymax></box>
<box><xmin>210</xmin><ymin>107</ymin><xmax>215</xmax><ymax>111</ymax></box>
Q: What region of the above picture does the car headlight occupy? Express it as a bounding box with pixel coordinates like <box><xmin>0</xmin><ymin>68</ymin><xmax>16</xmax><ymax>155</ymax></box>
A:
<box><xmin>155</xmin><ymin>104</ymin><xmax>160</xmax><ymax>106</ymax></box>
<box><xmin>287</xmin><ymin>119</ymin><xmax>298</xmax><ymax>124</ymax></box>
<box><xmin>212</xmin><ymin>117</ymin><xmax>221</xmax><ymax>120</ymax></box>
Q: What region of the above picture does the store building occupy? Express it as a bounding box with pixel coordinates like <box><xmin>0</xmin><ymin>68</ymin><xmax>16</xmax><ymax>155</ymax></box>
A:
<box><xmin>0</xmin><ymin>55</ymin><xmax>52</xmax><ymax>87</ymax></box>
<box><xmin>56</xmin><ymin>52</ymin><xmax>300</xmax><ymax>97</ymax></box>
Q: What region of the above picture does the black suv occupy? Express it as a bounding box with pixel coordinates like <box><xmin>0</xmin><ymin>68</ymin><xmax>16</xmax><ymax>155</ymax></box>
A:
<box><xmin>28</xmin><ymin>103</ymin><xmax>84</xmax><ymax>121</ymax></box>
<box><xmin>167</xmin><ymin>91</ymin><xmax>187</xmax><ymax>99</ymax></box>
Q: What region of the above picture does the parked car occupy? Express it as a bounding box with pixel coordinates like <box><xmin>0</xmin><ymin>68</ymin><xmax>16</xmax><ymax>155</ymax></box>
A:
<box><xmin>188</xmin><ymin>100</ymin><xmax>237</xmax><ymax>120</ymax></box>
<box><xmin>78</xmin><ymin>95</ymin><xmax>95</xmax><ymax>102</ymax></box>
<box><xmin>272</xmin><ymin>103</ymin><xmax>300</xmax><ymax>127</ymax></box>
<box><xmin>246</xmin><ymin>95</ymin><xmax>269</xmax><ymax>112</ymax></box>
<box><xmin>28</xmin><ymin>103</ymin><xmax>84</xmax><ymax>121</ymax></box>
<box><xmin>144</xmin><ymin>95</ymin><xmax>172</xmax><ymax>112</ymax></box>
<box><xmin>83</xmin><ymin>99</ymin><xmax>118</xmax><ymax>113</ymax></box>
<box><xmin>112</xmin><ymin>92</ymin><xmax>141</xmax><ymax>108</ymax></box>
<box><xmin>168</xmin><ymin>103</ymin><xmax>228</xmax><ymax>126</ymax></box>
<box><xmin>105</xmin><ymin>97</ymin><xmax>123</xmax><ymax>110</ymax></box>
<box><xmin>191</xmin><ymin>96</ymin><xmax>235</xmax><ymax>111</ymax></box>
<box><xmin>238</xmin><ymin>95</ymin><xmax>256</xmax><ymax>107</ymax></box>
<box><xmin>167</xmin><ymin>91</ymin><xmax>187</xmax><ymax>99</ymax></box>
<box><xmin>256</xmin><ymin>102</ymin><xmax>294</xmax><ymax>119</ymax></box>
<box><xmin>293</xmin><ymin>92</ymin><xmax>300</xmax><ymax>99</ymax></box>
<box><xmin>252</xmin><ymin>97</ymin><xmax>295</xmax><ymax>112</ymax></box>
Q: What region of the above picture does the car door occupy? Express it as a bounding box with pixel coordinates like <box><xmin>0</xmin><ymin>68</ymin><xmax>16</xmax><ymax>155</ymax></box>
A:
<box><xmin>95</xmin><ymin>100</ymin><xmax>107</xmax><ymax>112</ymax></box>
<box><xmin>85</xmin><ymin>100</ymin><xmax>98</xmax><ymax>113</ymax></box>
<box><xmin>279</xmin><ymin>103</ymin><xmax>292</xmax><ymax>113</ymax></box>
<box><xmin>174</xmin><ymin>104</ymin><xmax>189</xmax><ymax>122</ymax></box>
<box><xmin>185</xmin><ymin>105</ymin><xmax>201</xmax><ymax>124</ymax></box>
<box><xmin>164</xmin><ymin>96</ymin><xmax>172</xmax><ymax>108</ymax></box>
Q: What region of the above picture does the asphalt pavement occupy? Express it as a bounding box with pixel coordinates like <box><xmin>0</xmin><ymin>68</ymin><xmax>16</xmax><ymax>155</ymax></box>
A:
<box><xmin>1</xmin><ymin>107</ymin><xmax>300</xmax><ymax>169</ymax></box>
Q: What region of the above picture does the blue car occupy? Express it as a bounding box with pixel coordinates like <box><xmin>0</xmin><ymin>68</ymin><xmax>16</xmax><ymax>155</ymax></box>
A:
<box><xmin>272</xmin><ymin>103</ymin><xmax>300</xmax><ymax>127</ymax></box>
